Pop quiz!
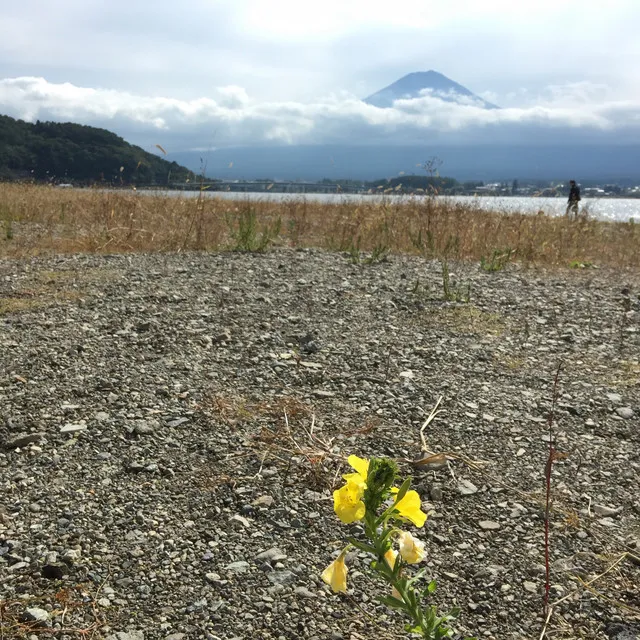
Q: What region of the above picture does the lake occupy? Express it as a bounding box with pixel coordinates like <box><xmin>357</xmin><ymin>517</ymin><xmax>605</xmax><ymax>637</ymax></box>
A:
<box><xmin>144</xmin><ymin>190</ymin><xmax>640</xmax><ymax>222</ymax></box>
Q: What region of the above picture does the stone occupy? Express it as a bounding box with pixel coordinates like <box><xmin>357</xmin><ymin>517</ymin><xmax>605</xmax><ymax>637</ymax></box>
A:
<box><xmin>23</xmin><ymin>608</ymin><xmax>50</xmax><ymax>626</ymax></box>
<box><xmin>133</xmin><ymin>423</ymin><xmax>155</xmax><ymax>435</ymax></box>
<box><xmin>458</xmin><ymin>479</ymin><xmax>479</xmax><ymax>496</ymax></box>
<box><xmin>607</xmin><ymin>393</ymin><xmax>623</xmax><ymax>403</ymax></box>
<box><xmin>230</xmin><ymin>514</ymin><xmax>251</xmax><ymax>528</ymax></box>
<box><xmin>251</xmin><ymin>495</ymin><xmax>273</xmax><ymax>507</ymax></box>
<box><xmin>106</xmin><ymin>633</ymin><xmax>145</xmax><ymax>640</ymax></box>
<box><xmin>62</xmin><ymin>549</ymin><xmax>81</xmax><ymax>563</ymax></box>
<box><xmin>294</xmin><ymin>586</ymin><xmax>316</xmax><ymax>598</ymax></box>
<box><xmin>166</xmin><ymin>417</ymin><xmax>190</xmax><ymax>428</ymax></box>
<box><xmin>60</xmin><ymin>423</ymin><xmax>87</xmax><ymax>433</ymax></box>
<box><xmin>479</xmin><ymin>520</ymin><xmax>500</xmax><ymax>531</ymax></box>
<box><xmin>313</xmin><ymin>390</ymin><xmax>335</xmax><ymax>398</ymax></box>
<box><xmin>593</xmin><ymin>504</ymin><xmax>622</xmax><ymax>518</ymax></box>
<box><xmin>4</xmin><ymin>432</ymin><xmax>46</xmax><ymax>449</ymax></box>
<box><xmin>615</xmin><ymin>407</ymin><xmax>634</xmax><ymax>419</ymax></box>
<box><xmin>267</xmin><ymin>570</ymin><xmax>296</xmax><ymax>586</ymax></box>
<box><xmin>225</xmin><ymin>561</ymin><xmax>250</xmax><ymax>574</ymax></box>
<box><xmin>523</xmin><ymin>581</ymin><xmax>538</xmax><ymax>593</ymax></box>
<box><xmin>256</xmin><ymin>547</ymin><xmax>288</xmax><ymax>563</ymax></box>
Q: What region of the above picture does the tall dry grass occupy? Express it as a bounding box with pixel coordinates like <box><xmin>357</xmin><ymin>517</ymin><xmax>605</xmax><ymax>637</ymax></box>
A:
<box><xmin>0</xmin><ymin>183</ymin><xmax>638</xmax><ymax>267</ymax></box>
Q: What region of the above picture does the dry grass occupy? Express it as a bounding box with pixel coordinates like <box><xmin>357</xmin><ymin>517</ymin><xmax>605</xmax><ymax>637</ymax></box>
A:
<box><xmin>1</xmin><ymin>183</ymin><xmax>639</xmax><ymax>267</ymax></box>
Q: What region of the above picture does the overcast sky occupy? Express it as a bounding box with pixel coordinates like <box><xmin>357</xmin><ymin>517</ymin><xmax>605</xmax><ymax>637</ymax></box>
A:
<box><xmin>1</xmin><ymin>0</ymin><xmax>639</xmax><ymax>149</ymax></box>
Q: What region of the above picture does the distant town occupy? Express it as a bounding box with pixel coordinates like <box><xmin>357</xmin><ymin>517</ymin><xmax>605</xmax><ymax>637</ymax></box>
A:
<box><xmin>162</xmin><ymin>177</ymin><xmax>640</xmax><ymax>198</ymax></box>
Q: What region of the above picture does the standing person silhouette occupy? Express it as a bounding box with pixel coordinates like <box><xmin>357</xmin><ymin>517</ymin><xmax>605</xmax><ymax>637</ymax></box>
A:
<box><xmin>566</xmin><ymin>180</ymin><xmax>581</xmax><ymax>219</ymax></box>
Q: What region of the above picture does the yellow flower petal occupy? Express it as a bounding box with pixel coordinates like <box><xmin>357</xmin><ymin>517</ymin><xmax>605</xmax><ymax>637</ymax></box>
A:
<box><xmin>347</xmin><ymin>455</ymin><xmax>369</xmax><ymax>481</ymax></box>
<box><xmin>384</xmin><ymin>548</ymin><xmax>399</xmax><ymax>570</ymax></box>
<box><xmin>391</xmin><ymin>489</ymin><xmax>428</xmax><ymax>528</ymax></box>
<box><xmin>333</xmin><ymin>480</ymin><xmax>366</xmax><ymax>524</ymax></box>
<box><xmin>322</xmin><ymin>550</ymin><xmax>348</xmax><ymax>593</ymax></box>
<box><xmin>397</xmin><ymin>530</ymin><xmax>425</xmax><ymax>564</ymax></box>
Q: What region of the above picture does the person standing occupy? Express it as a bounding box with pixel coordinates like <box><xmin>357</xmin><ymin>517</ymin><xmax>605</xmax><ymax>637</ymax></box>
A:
<box><xmin>566</xmin><ymin>180</ymin><xmax>581</xmax><ymax>218</ymax></box>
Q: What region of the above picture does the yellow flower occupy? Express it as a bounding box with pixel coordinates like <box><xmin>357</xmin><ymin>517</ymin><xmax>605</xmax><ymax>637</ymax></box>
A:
<box><xmin>322</xmin><ymin>549</ymin><xmax>348</xmax><ymax>593</ymax></box>
<box><xmin>384</xmin><ymin>548</ymin><xmax>399</xmax><ymax>569</ymax></box>
<box><xmin>333</xmin><ymin>478</ymin><xmax>366</xmax><ymax>523</ymax></box>
<box><xmin>397</xmin><ymin>530</ymin><xmax>425</xmax><ymax>564</ymax></box>
<box><xmin>346</xmin><ymin>455</ymin><xmax>369</xmax><ymax>482</ymax></box>
<box><xmin>391</xmin><ymin>488</ymin><xmax>428</xmax><ymax>528</ymax></box>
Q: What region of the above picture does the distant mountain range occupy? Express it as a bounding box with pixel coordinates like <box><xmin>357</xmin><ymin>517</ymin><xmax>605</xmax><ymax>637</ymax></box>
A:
<box><xmin>363</xmin><ymin>70</ymin><xmax>499</xmax><ymax>109</ymax></box>
<box><xmin>166</xmin><ymin>71</ymin><xmax>640</xmax><ymax>182</ymax></box>
<box><xmin>168</xmin><ymin>144</ymin><xmax>640</xmax><ymax>183</ymax></box>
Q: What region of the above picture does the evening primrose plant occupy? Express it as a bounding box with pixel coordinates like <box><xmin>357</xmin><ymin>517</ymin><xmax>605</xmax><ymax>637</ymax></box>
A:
<box><xmin>322</xmin><ymin>455</ymin><xmax>460</xmax><ymax>639</ymax></box>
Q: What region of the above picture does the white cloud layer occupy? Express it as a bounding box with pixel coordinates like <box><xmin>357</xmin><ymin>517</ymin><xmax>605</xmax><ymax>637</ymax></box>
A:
<box><xmin>2</xmin><ymin>77</ymin><xmax>639</xmax><ymax>152</ymax></box>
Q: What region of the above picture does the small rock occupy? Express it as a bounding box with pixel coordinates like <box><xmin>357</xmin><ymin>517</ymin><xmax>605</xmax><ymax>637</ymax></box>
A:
<box><xmin>607</xmin><ymin>393</ymin><xmax>623</xmax><ymax>404</ymax></box>
<box><xmin>256</xmin><ymin>547</ymin><xmax>288</xmax><ymax>563</ymax></box>
<box><xmin>267</xmin><ymin>570</ymin><xmax>296</xmax><ymax>586</ymax></box>
<box><xmin>60</xmin><ymin>423</ymin><xmax>87</xmax><ymax>434</ymax></box>
<box><xmin>225</xmin><ymin>561</ymin><xmax>250</xmax><ymax>574</ymax></box>
<box><xmin>133</xmin><ymin>423</ymin><xmax>155</xmax><ymax>435</ymax></box>
<box><xmin>294</xmin><ymin>586</ymin><xmax>316</xmax><ymax>598</ymax></box>
<box><xmin>62</xmin><ymin>549</ymin><xmax>81</xmax><ymax>563</ymax></box>
<box><xmin>106</xmin><ymin>633</ymin><xmax>145</xmax><ymax>640</ymax></box>
<box><xmin>252</xmin><ymin>495</ymin><xmax>274</xmax><ymax>508</ymax></box>
<box><xmin>593</xmin><ymin>504</ymin><xmax>622</xmax><ymax>518</ymax></box>
<box><xmin>23</xmin><ymin>608</ymin><xmax>50</xmax><ymax>626</ymax></box>
<box><xmin>165</xmin><ymin>635</ymin><xmax>186</xmax><ymax>640</ymax></box>
<box><xmin>523</xmin><ymin>581</ymin><xmax>538</xmax><ymax>594</ymax></box>
<box><xmin>98</xmin><ymin>598</ymin><xmax>111</xmax><ymax>608</ymax></box>
<box><xmin>479</xmin><ymin>520</ymin><xmax>501</xmax><ymax>531</ymax></box>
<box><xmin>230</xmin><ymin>514</ymin><xmax>251</xmax><ymax>528</ymax></box>
<box><xmin>4</xmin><ymin>432</ymin><xmax>46</xmax><ymax>449</ymax></box>
<box><xmin>313</xmin><ymin>390</ymin><xmax>335</xmax><ymax>398</ymax></box>
<box><xmin>615</xmin><ymin>407</ymin><xmax>634</xmax><ymax>419</ymax></box>
<box><xmin>166</xmin><ymin>417</ymin><xmax>190</xmax><ymax>428</ymax></box>
<box><xmin>458</xmin><ymin>480</ymin><xmax>479</xmax><ymax>496</ymax></box>
<box><xmin>430</xmin><ymin>486</ymin><xmax>444</xmax><ymax>501</ymax></box>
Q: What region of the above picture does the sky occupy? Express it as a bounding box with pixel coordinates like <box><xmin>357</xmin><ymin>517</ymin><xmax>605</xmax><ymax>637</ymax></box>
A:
<box><xmin>1</xmin><ymin>0</ymin><xmax>639</xmax><ymax>151</ymax></box>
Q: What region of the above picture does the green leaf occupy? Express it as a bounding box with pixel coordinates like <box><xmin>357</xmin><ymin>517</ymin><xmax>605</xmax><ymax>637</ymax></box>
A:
<box><xmin>394</xmin><ymin>476</ymin><xmax>412</xmax><ymax>504</ymax></box>
<box><xmin>346</xmin><ymin>537</ymin><xmax>376</xmax><ymax>555</ymax></box>
<box><xmin>427</xmin><ymin>579</ymin><xmax>437</xmax><ymax>593</ymax></box>
<box><xmin>378</xmin><ymin>595</ymin><xmax>409</xmax><ymax>612</ymax></box>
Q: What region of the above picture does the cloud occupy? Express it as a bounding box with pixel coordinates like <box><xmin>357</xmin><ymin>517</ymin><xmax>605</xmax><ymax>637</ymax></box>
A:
<box><xmin>1</xmin><ymin>76</ymin><xmax>639</xmax><ymax>152</ymax></box>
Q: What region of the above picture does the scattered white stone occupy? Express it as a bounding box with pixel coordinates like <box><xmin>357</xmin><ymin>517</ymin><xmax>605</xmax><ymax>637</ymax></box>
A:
<box><xmin>24</xmin><ymin>607</ymin><xmax>50</xmax><ymax>624</ymax></box>
<box><xmin>593</xmin><ymin>504</ymin><xmax>622</xmax><ymax>518</ymax></box>
<box><xmin>230</xmin><ymin>514</ymin><xmax>251</xmax><ymax>528</ymax></box>
<box><xmin>60</xmin><ymin>423</ymin><xmax>88</xmax><ymax>434</ymax></box>
<box><xmin>479</xmin><ymin>520</ymin><xmax>500</xmax><ymax>531</ymax></box>
<box><xmin>457</xmin><ymin>479</ymin><xmax>479</xmax><ymax>496</ymax></box>
<box><xmin>616</xmin><ymin>407</ymin><xmax>634</xmax><ymax>419</ymax></box>
<box><xmin>606</xmin><ymin>393</ymin><xmax>623</xmax><ymax>403</ymax></box>
<box><xmin>516</xmin><ymin>448</ymin><xmax>526</xmax><ymax>457</ymax></box>
<box><xmin>225</xmin><ymin>560</ymin><xmax>250</xmax><ymax>573</ymax></box>
<box><xmin>523</xmin><ymin>581</ymin><xmax>537</xmax><ymax>594</ymax></box>
<box><xmin>399</xmin><ymin>370</ymin><xmax>414</xmax><ymax>379</ymax></box>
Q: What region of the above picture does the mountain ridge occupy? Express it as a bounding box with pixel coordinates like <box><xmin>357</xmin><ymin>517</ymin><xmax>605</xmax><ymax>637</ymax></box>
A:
<box><xmin>0</xmin><ymin>114</ymin><xmax>194</xmax><ymax>183</ymax></box>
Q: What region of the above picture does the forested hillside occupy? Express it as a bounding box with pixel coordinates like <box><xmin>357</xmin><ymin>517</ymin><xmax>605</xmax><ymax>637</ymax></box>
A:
<box><xmin>0</xmin><ymin>115</ymin><xmax>194</xmax><ymax>184</ymax></box>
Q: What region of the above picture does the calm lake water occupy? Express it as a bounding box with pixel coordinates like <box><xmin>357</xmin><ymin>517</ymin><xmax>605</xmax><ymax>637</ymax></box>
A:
<box><xmin>147</xmin><ymin>190</ymin><xmax>640</xmax><ymax>222</ymax></box>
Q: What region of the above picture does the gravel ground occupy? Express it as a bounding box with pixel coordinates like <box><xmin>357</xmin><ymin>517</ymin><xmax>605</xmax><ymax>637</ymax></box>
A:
<box><xmin>1</xmin><ymin>248</ymin><xmax>639</xmax><ymax>640</ymax></box>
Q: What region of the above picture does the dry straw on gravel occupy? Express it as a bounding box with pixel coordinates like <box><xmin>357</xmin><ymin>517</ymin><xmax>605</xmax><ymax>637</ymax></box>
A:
<box><xmin>1</xmin><ymin>183</ymin><xmax>639</xmax><ymax>267</ymax></box>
